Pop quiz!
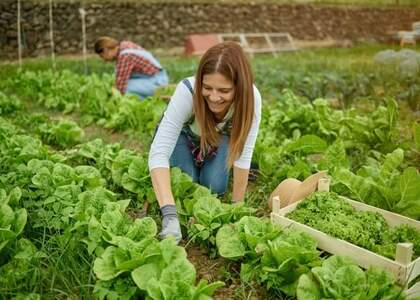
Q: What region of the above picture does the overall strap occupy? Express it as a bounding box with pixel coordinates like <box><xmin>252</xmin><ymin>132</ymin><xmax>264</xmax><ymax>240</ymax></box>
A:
<box><xmin>182</xmin><ymin>78</ymin><xmax>194</xmax><ymax>94</ymax></box>
<box><xmin>182</xmin><ymin>78</ymin><xmax>194</xmax><ymax>125</ymax></box>
<box><xmin>120</xmin><ymin>48</ymin><xmax>163</xmax><ymax>69</ymax></box>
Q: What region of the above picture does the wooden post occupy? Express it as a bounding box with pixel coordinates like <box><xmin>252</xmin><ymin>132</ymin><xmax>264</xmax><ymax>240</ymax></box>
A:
<box><xmin>272</xmin><ymin>196</ymin><xmax>280</xmax><ymax>214</ymax></box>
<box><xmin>396</xmin><ymin>243</ymin><xmax>413</xmax><ymax>265</ymax></box>
<box><xmin>79</xmin><ymin>6</ymin><xmax>87</xmax><ymax>74</ymax></box>
<box><xmin>317</xmin><ymin>177</ymin><xmax>330</xmax><ymax>192</ymax></box>
<box><xmin>49</xmin><ymin>0</ymin><xmax>56</xmax><ymax>70</ymax></box>
<box><xmin>264</xmin><ymin>33</ymin><xmax>277</xmax><ymax>58</ymax></box>
<box><xmin>17</xmin><ymin>0</ymin><xmax>22</xmax><ymax>69</ymax></box>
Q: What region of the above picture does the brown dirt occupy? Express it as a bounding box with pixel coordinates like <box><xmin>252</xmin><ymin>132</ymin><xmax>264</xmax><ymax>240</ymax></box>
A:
<box><xmin>82</xmin><ymin>123</ymin><xmax>146</xmax><ymax>152</ymax></box>
<box><xmin>185</xmin><ymin>245</ymin><xmax>268</xmax><ymax>300</ymax></box>
<box><xmin>23</xmin><ymin>99</ymin><xmax>147</xmax><ymax>152</ymax></box>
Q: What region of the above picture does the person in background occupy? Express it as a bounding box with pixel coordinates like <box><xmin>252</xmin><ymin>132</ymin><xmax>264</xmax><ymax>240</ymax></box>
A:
<box><xmin>148</xmin><ymin>41</ymin><xmax>262</xmax><ymax>243</ymax></box>
<box><xmin>94</xmin><ymin>36</ymin><xmax>169</xmax><ymax>99</ymax></box>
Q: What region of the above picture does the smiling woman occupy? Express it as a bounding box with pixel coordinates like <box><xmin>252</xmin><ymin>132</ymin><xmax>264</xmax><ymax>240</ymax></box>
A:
<box><xmin>148</xmin><ymin>41</ymin><xmax>262</xmax><ymax>244</ymax></box>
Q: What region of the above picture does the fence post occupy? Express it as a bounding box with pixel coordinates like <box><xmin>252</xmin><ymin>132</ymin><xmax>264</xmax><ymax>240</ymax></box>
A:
<box><xmin>17</xmin><ymin>0</ymin><xmax>22</xmax><ymax>69</ymax></box>
<box><xmin>49</xmin><ymin>0</ymin><xmax>56</xmax><ymax>70</ymax></box>
<box><xmin>79</xmin><ymin>6</ymin><xmax>87</xmax><ymax>74</ymax></box>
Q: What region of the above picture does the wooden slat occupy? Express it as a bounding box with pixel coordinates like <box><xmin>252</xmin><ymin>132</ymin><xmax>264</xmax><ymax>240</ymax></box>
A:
<box><xmin>407</xmin><ymin>258</ymin><xmax>420</xmax><ymax>283</ymax></box>
<box><xmin>405</xmin><ymin>281</ymin><xmax>420</xmax><ymax>299</ymax></box>
<box><xmin>264</xmin><ymin>33</ymin><xmax>277</xmax><ymax>57</ymax></box>
<box><xmin>218</xmin><ymin>32</ymin><xmax>297</xmax><ymax>54</ymax></box>
<box><xmin>285</xmin><ymin>33</ymin><xmax>297</xmax><ymax>50</ymax></box>
<box><xmin>277</xmin><ymin>201</ymin><xmax>301</xmax><ymax>215</ymax></box>
<box><xmin>246</xmin><ymin>47</ymin><xmax>296</xmax><ymax>53</ymax></box>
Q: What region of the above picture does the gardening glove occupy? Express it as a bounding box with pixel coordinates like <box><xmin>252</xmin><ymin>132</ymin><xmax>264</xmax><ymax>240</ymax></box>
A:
<box><xmin>159</xmin><ymin>204</ymin><xmax>182</xmax><ymax>244</ymax></box>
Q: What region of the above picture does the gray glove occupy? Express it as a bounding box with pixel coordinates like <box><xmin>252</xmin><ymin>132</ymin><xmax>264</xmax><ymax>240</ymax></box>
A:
<box><xmin>159</xmin><ymin>204</ymin><xmax>182</xmax><ymax>244</ymax></box>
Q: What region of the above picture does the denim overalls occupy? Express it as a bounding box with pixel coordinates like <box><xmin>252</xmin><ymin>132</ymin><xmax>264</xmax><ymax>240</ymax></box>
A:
<box><xmin>119</xmin><ymin>48</ymin><xmax>169</xmax><ymax>99</ymax></box>
<box><xmin>169</xmin><ymin>79</ymin><xmax>231</xmax><ymax>196</ymax></box>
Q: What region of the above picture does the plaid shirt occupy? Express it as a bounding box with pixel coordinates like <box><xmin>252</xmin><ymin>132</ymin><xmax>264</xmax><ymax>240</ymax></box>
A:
<box><xmin>115</xmin><ymin>41</ymin><xmax>160</xmax><ymax>94</ymax></box>
<box><xmin>182</xmin><ymin>127</ymin><xmax>218</xmax><ymax>167</ymax></box>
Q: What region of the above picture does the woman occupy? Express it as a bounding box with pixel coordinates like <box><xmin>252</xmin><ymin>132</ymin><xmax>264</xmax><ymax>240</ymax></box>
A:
<box><xmin>148</xmin><ymin>42</ymin><xmax>262</xmax><ymax>243</ymax></box>
<box><xmin>94</xmin><ymin>36</ymin><xmax>169</xmax><ymax>99</ymax></box>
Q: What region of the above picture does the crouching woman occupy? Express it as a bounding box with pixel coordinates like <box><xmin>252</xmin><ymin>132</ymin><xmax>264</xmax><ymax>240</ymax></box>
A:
<box><xmin>148</xmin><ymin>41</ymin><xmax>262</xmax><ymax>243</ymax></box>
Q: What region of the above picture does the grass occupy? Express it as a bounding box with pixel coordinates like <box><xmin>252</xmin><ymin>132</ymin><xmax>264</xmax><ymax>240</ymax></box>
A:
<box><xmin>2</xmin><ymin>43</ymin><xmax>417</xmax><ymax>80</ymax></box>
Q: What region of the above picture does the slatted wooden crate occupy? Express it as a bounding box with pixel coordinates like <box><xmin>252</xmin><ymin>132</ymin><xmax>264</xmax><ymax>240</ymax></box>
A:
<box><xmin>270</xmin><ymin>178</ymin><xmax>420</xmax><ymax>299</ymax></box>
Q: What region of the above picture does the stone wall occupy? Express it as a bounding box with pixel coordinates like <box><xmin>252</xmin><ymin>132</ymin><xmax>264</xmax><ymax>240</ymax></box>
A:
<box><xmin>1</xmin><ymin>0</ymin><xmax>419</xmax><ymax>59</ymax></box>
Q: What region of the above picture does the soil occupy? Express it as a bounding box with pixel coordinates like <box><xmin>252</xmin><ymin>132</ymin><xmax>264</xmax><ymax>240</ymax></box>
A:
<box><xmin>83</xmin><ymin>123</ymin><xmax>146</xmax><ymax>151</ymax></box>
<box><xmin>185</xmin><ymin>244</ymin><xmax>269</xmax><ymax>300</ymax></box>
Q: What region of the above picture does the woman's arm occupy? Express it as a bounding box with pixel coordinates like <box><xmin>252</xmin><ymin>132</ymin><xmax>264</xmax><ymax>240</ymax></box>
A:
<box><xmin>231</xmin><ymin>87</ymin><xmax>262</xmax><ymax>202</ymax></box>
<box><xmin>233</xmin><ymin>86</ymin><xmax>262</xmax><ymax>169</ymax></box>
<box><xmin>151</xmin><ymin>167</ymin><xmax>175</xmax><ymax>206</ymax></box>
<box><xmin>148</xmin><ymin>79</ymin><xmax>194</xmax><ymax>207</ymax></box>
<box><xmin>232</xmin><ymin>166</ymin><xmax>250</xmax><ymax>202</ymax></box>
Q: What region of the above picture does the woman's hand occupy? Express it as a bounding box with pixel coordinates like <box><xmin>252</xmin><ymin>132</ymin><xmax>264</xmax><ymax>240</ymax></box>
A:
<box><xmin>151</xmin><ymin>168</ymin><xmax>182</xmax><ymax>243</ymax></box>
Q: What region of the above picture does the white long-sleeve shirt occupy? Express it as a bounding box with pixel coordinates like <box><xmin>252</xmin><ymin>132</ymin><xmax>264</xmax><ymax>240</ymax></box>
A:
<box><xmin>148</xmin><ymin>76</ymin><xmax>262</xmax><ymax>170</ymax></box>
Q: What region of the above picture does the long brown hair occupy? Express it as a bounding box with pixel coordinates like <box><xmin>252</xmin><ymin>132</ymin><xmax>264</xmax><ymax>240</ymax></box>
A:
<box><xmin>193</xmin><ymin>41</ymin><xmax>254</xmax><ymax>168</ymax></box>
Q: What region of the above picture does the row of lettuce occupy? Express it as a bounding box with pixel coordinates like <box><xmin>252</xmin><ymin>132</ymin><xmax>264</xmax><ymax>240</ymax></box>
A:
<box><xmin>1</xmin><ymin>70</ymin><xmax>166</xmax><ymax>144</ymax></box>
<box><xmin>0</xmin><ymin>112</ymin><xmax>408</xmax><ymax>299</ymax></box>
<box><xmin>1</xmin><ymin>70</ymin><xmax>419</xmax><ymax>298</ymax></box>
<box><xmin>253</xmin><ymin>57</ymin><xmax>420</xmax><ymax>111</ymax></box>
<box><xmin>0</xmin><ymin>113</ymin><xmax>228</xmax><ymax>299</ymax></box>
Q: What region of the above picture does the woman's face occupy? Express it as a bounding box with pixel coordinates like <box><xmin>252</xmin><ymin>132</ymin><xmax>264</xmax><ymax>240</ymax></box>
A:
<box><xmin>99</xmin><ymin>47</ymin><xmax>117</xmax><ymax>62</ymax></box>
<box><xmin>202</xmin><ymin>73</ymin><xmax>235</xmax><ymax>117</ymax></box>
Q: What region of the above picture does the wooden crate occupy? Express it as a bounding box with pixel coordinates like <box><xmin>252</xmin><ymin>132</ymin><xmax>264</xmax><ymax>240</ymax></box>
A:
<box><xmin>270</xmin><ymin>178</ymin><xmax>420</xmax><ymax>299</ymax></box>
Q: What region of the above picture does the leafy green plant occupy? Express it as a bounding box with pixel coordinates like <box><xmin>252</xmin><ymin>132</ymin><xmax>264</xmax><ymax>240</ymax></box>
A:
<box><xmin>0</xmin><ymin>92</ymin><xmax>23</xmax><ymax>115</ymax></box>
<box><xmin>297</xmin><ymin>255</ymin><xmax>404</xmax><ymax>299</ymax></box>
<box><xmin>0</xmin><ymin>238</ymin><xmax>46</xmax><ymax>297</ymax></box>
<box><xmin>94</xmin><ymin>238</ymin><xmax>224</xmax><ymax>300</ymax></box>
<box><xmin>131</xmin><ymin>239</ymin><xmax>224</xmax><ymax>300</ymax></box>
<box><xmin>335</xmin><ymin>148</ymin><xmax>420</xmax><ymax>219</ymax></box>
<box><xmin>0</xmin><ymin>188</ymin><xmax>27</xmax><ymax>252</ymax></box>
<box><xmin>186</xmin><ymin>196</ymin><xmax>255</xmax><ymax>253</ymax></box>
<box><xmin>217</xmin><ymin>216</ymin><xmax>321</xmax><ymax>297</ymax></box>
<box><xmin>39</xmin><ymin>119</ymin><xmax>84</xmax><ymax>148</ymax></box>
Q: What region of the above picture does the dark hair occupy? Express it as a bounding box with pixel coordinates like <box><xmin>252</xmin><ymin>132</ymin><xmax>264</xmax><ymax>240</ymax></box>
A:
<box><xmin>94</xmin><ymin>36</ymin><xmax>119</xmax><ymax>54</ymax></box>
